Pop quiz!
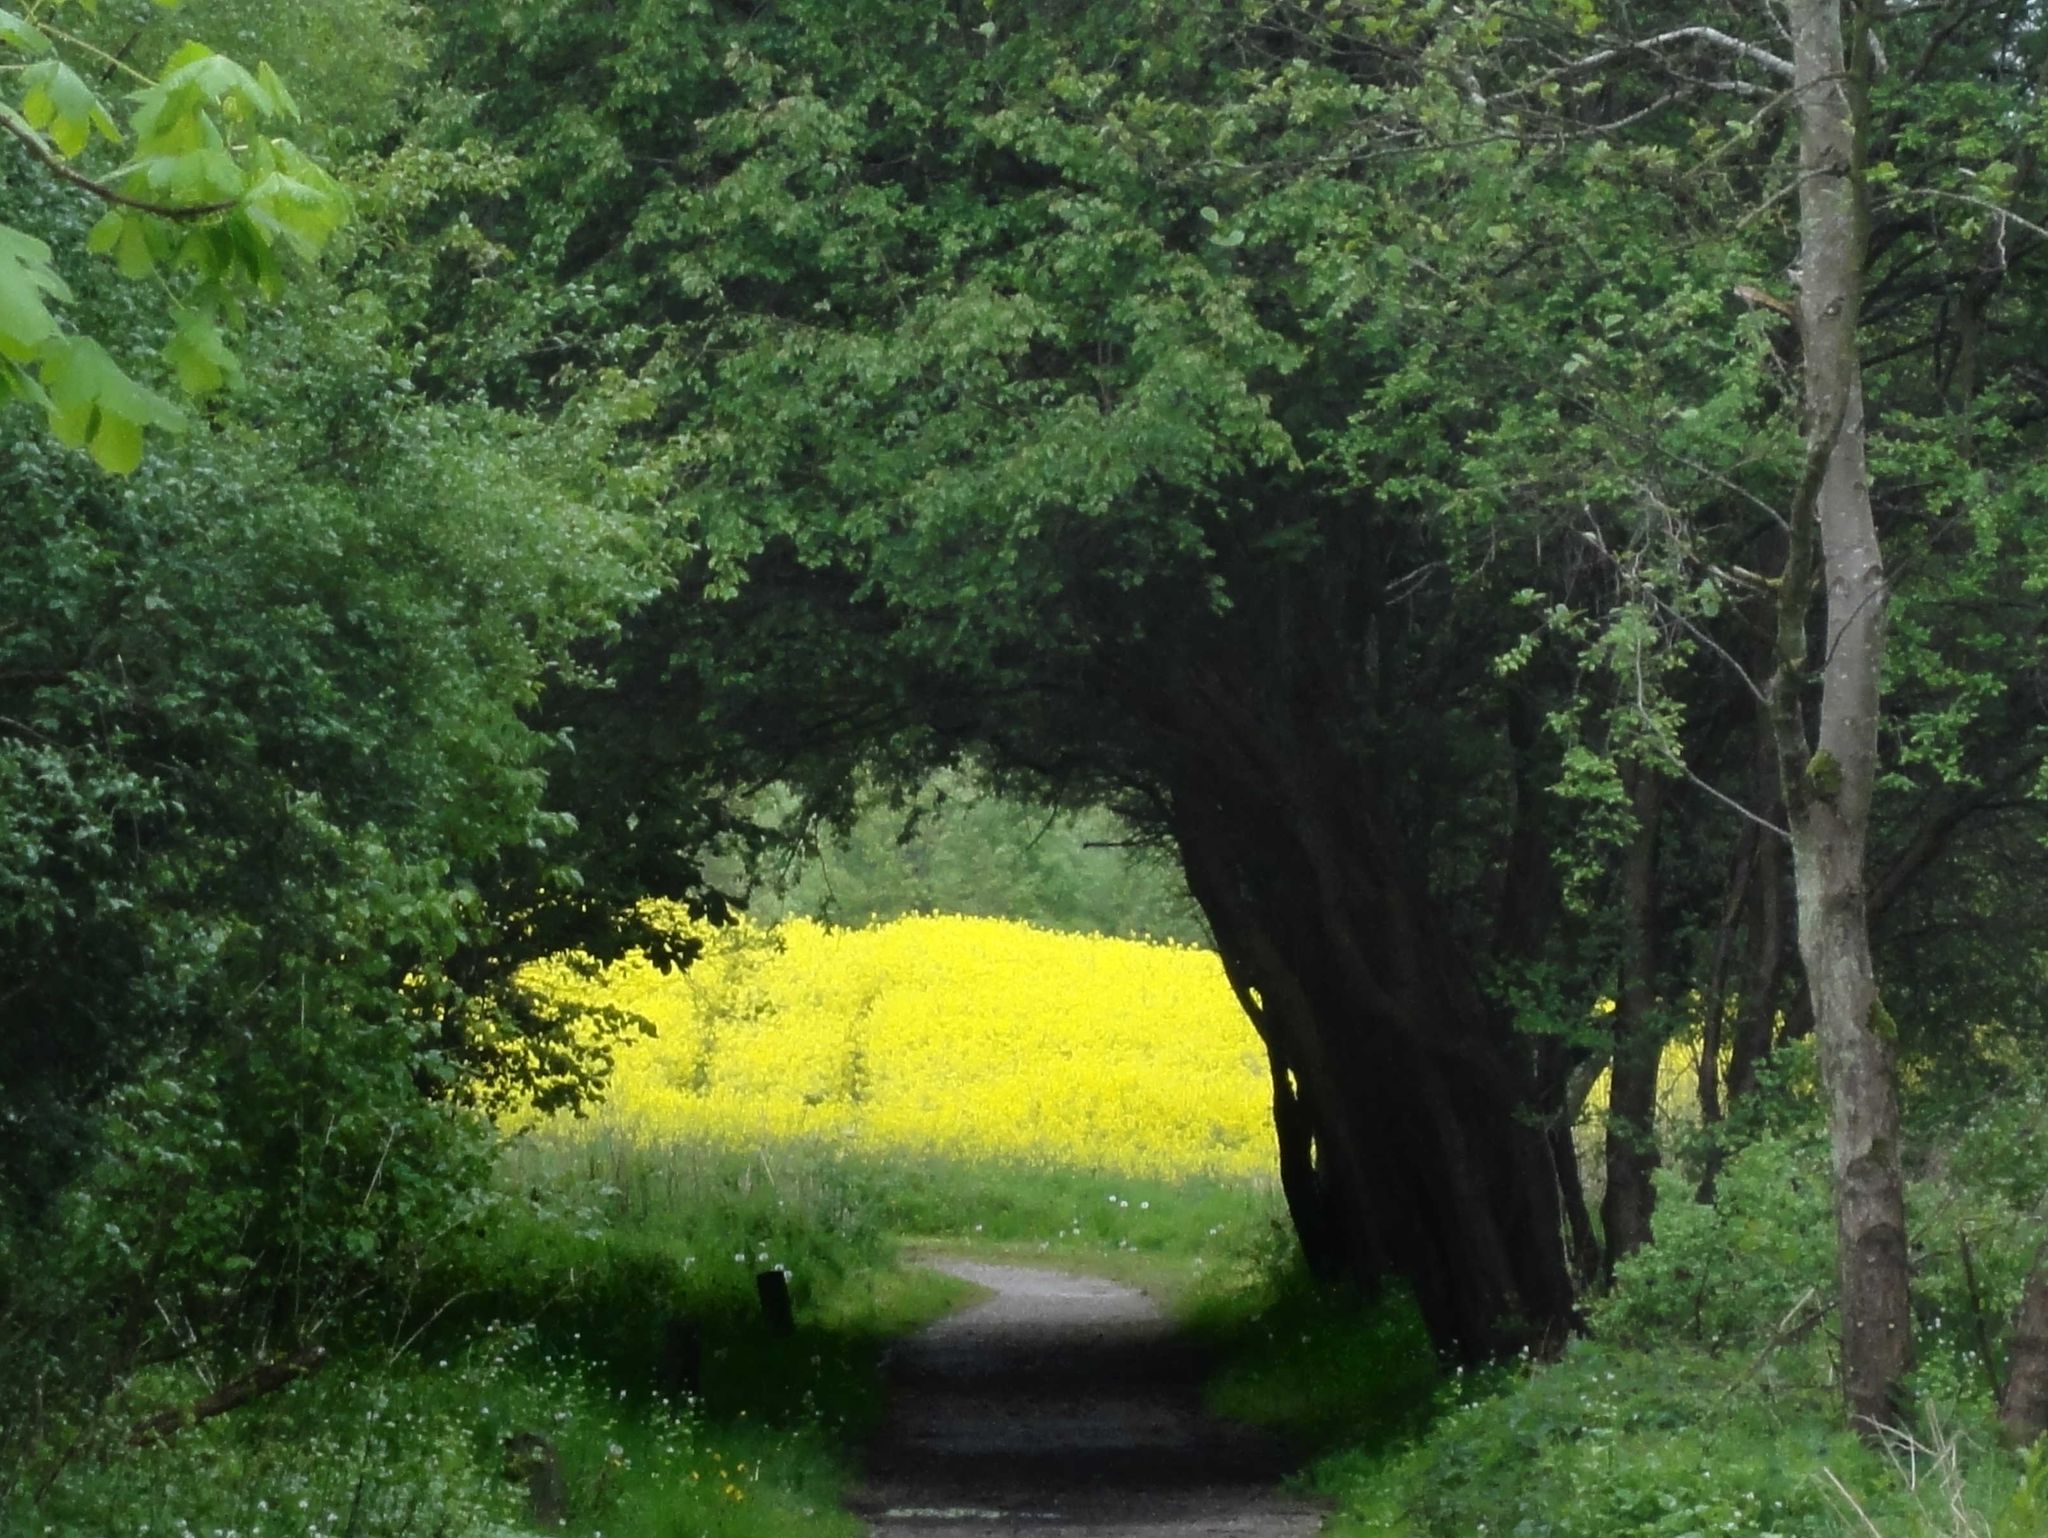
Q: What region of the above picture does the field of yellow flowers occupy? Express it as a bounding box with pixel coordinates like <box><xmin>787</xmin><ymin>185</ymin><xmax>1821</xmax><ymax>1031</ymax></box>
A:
<box><xmin>529</xmin><ymin>913</ymin><xmax>1274</xmax><ymax>1181</ymax></box>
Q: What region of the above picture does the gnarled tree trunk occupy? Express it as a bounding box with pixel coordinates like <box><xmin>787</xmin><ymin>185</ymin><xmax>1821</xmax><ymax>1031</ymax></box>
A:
<box><xmin>2002</xmin><ymin>1242</ymin><xmax>2048</xmax><ymax>1447</ymax></box>
<box><xmin>1172</xmin><ymin>754</ymin><xmax>1577</xmax><ymax>1362</ymax></box>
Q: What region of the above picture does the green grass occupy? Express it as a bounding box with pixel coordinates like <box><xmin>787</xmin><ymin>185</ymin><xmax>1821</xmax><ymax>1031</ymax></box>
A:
<box><xmin>10</xmin><ymin>1135</ymin><xmax>982</xmax><ymax>1538</ymax></box>
<box><xmin>28</xmin><ymin>1126</ymin><xmax>2046</xmax><ymax>1538</ymax></box>
<box><xmin>1313</xmin><ymin>1335</ymin><xmax>2048</xmax><ymax>1538</ymax></box>
<box><xmin>1188</xmin><ymin>1271</ymin><xmax>1445</xmax><ymax>1461</ymax></box>
<box><xmin>833</xmin><ymin>1150</ymin><xmax>1286</xmax><ymax>1256</ymax></box>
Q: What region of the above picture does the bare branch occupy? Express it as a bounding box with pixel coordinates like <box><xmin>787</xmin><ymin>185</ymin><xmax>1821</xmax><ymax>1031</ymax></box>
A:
<box><xmin>129</xmin><ymin>1347</ymin><xmax>328</xmax><ymax>1445</ymax></box>
<box><xmin>1881</xmin><ymin>187</ymin><xmax>2048</xmax><ymax>244</ymax></box>
<box><xmin>1628</xmin><ymin>604</ymin><xmax>1791</xmax><ymax>839</ymax></box>
<box><xmin>1519</xmin><ymin>28</ymin><xmax>1796</xmax><ymax>95</ymax></box>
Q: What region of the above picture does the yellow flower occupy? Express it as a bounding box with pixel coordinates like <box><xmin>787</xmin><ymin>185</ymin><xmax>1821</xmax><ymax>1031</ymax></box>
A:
<box><xmin>523</xmin><ymin>913</ymin><xmax>1272</xmax><ymax>1180</ymax></box>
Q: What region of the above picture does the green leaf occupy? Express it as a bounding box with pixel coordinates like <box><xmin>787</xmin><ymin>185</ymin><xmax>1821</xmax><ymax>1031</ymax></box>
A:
<box><xmin>87</xmin><ymin>210</ymin><xmax>159</xmax><ymax>278</ymax></box>
<box><xmin>86</xmin><ymin>210</ymin><xmax>123</xmax><ymax>256</ymax></box>
<box><xmin>0</xmin><ymin>354</ymin><xmax>49</xmax><ymax>408</ymax></box>
<box><xmin>132</xmin><ymin>43</ymin><xmax>288</xmax><ymax>150</ymax></box>
<box><xmin>19</xmin><ymin>60</ymin><xmax>120</xmax><ymax>157</ymax></box>
<box><xmin>35</xmin><ymin>334</ymin><xmax>185</xmax><ymax>473</ymax></box>
<box><xmin>242</xmin><ymin>161</ymin><xmax>349</xmax><ymax>258</ymax></box>
<box><xmin>0</xmin><ymin>9</ymin><xmax>51</xmax><ymax>55</ymax></box>
<box><xmin>89</xmin><ymin>409</ymin><xmax>144</xmax><ymax>473</ymax></box>
<box><xmin>0</xmin><ymin>222</ymin><xmax>71</xmax><ymax>362</ymax></box>
<box><xmin>163</xmin><ymin>310</ymin><xmax>238</xmax><ymax>397</ymax></box>
<box><xmin>256</xmin><ymin>61</ymin><xmax>300</xmax><ymax>123</ymax></box>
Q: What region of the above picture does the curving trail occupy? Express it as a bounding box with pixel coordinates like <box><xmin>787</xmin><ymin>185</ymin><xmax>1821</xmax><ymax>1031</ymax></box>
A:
<box><xmin>854</xmin><ymin>1259</ymin><xmax>1325</xmax><ymax>1538</ymax></box>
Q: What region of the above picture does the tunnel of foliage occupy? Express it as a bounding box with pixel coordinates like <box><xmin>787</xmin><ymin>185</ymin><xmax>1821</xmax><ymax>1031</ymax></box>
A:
<box><xmin>396</xmin><ymin>0</ymin><xmax>2048</xmax><ymax>1360</ymax></box>
<box><xmin>3</xmin><ymin>0</ymin><xmax>2048</xmax><ymax>1489</ymax></box>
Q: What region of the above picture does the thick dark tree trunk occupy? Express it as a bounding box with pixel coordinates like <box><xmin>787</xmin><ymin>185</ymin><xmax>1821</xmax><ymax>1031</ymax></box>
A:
<box><xmin>2002</xmin><ymin>1242</ymin><xmax>2048</xmax><ymax>1447</ymax></box>
<box><xmin>1220</xmin><ymin>935</ymin><xmax>1347</xmax><ymax>1285</ymax></box>
<box><xmin>1175</xmin><ymin>779</ymin><xmax>1578</xmax><ymax>1363</ymax></box>
<box><xmin>1264</xmin><ymin>1045</ymin><xmax>1350</xmax><ymax>1284</ymax></box>
<box><xmin>1601</xmin><ymin>767</ymin><xmax>1662</xmax><ymax>1276</ymax></box>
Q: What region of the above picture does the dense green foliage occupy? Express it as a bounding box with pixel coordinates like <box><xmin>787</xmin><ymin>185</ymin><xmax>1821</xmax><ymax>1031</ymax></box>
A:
<box><xmin>6</xmin><ymin>0</ymin><xmax>2048</xmax><ymax>1530</ymax></box>
<box><xmin>748</xmin><ymin>769</ymin><xmax>1205</xmax><ymax>941</ymax></box>
<box><xmin>0</xmin><ymin>0</ymin><xmax>684</xmax><ymax>1482</ymax></box>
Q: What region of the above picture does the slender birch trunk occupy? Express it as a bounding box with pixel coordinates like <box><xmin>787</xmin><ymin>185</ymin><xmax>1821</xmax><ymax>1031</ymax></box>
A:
<box><xmin>1771</xmin><ymin>0</ymin><xmax>1914</xmax><ymax>1435</ymax></box>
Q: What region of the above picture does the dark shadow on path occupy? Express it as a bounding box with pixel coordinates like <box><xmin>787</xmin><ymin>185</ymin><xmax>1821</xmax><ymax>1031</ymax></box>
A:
<box><xmin>854</xmin><ymin>1259</ymin><xmax>1325</xmax><ymax>1536</ymax></box>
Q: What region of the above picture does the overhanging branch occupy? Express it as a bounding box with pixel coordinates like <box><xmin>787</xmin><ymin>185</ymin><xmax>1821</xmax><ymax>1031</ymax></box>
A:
<box><xmin>1</xmin><ymin>106</ymin><xmax>238</xmax><ymax>221</ymax></box>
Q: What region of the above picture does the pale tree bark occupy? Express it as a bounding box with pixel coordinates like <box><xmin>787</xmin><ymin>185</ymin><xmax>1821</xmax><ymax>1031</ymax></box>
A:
<box><xmin>1769</xmin><ymin>0</ymin><xmax>1914</xmax><ymax>1436</ymax></box>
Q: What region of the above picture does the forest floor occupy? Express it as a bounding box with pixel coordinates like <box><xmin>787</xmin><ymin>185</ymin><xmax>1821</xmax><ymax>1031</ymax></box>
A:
<box><xmin>852</xmin><ymin>1258</ymin><xmax>1326</xmax><ymax>1538</ymax></box>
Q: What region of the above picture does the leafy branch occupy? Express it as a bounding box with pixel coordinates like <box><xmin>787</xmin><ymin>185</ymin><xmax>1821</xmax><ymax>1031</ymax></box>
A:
<box><xmin>0</xmin><ymin>5</ymin><xmax>348</xmax><ymax>470</ymax></box>
<box><xmin>0</xmin><ymin>103</ymin><xmax>235</xmax><ymax>218</ymax></box>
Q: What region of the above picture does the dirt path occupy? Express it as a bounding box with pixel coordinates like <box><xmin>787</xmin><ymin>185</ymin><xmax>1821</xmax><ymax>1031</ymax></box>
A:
<box><xmin>853</xmin><ymin>1259</ymin><xmax>1325</xmax><ymax>1538</ymax></box>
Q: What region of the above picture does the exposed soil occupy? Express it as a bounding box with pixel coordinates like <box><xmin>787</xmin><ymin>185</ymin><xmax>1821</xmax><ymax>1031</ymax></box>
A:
<box><xmin>853</xmin><ymin>1259</ymin><xmax>1325</xmax><ymax>1537</ymax></box>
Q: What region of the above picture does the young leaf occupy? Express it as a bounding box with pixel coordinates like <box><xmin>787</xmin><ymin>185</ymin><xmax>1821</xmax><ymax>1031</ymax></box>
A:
<box><xmin>19</xmin><ymin>59</ymin><xmax>121</xmax><ymax>157</ymax></box>
<box><xmin>37</xmin><ymin>333</ymin><xmax>185</xmax><ymax>472</ymax></box>
<box><xmin>243</xmin><ymin>162</ymin><xmax>349</xmax><ymax>258</ymax></box>
<box><xmin>132</xmin><ymin>44</ymin><xmax>284</xmax><ymax>147</ymax></box>
<box><xmin>0</xmin><ymin>9</ymin><xmax>51</xmax><ymax>56</ymax></box>
<box><xmin>0</xmin><ymin>223</ymin><xmax>72</xmax><ymax>363</ymax></box>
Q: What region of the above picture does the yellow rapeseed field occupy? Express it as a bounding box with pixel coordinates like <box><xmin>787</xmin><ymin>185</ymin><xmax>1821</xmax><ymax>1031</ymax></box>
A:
<box><xmin>527</xmin><ymin>913</ymin><xmax>1274</xmax><ymax>1180</ymax></box>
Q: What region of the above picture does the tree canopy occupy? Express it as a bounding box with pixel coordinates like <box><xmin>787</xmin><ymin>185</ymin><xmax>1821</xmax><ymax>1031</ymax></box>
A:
<box><xmin>394</xmin><ymin>0</ymin><xmax>2048</xmax><ymax>1360</ymax></box>
<box><xmin>7</xmin><ymin>0</ymin><xmax>2048</xmax><ymax>1441</ymax></box>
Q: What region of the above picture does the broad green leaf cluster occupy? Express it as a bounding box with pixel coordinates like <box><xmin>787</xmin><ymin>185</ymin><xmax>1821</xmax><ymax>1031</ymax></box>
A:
<box><xmin>1</xmin><ymin>0</ymin><xmax>346</xmax><ymax>469</ymax></box>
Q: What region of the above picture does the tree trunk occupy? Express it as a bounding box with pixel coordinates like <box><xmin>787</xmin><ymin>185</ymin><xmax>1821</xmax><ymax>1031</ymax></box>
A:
<box><xmin>1601</xmin><ymin>766</ymin><xmax>1662</xmax><ymax>1276</ymax></box>
<box><xmin>1725</xmin><ymin>811</ymin><xmax>1788</xmax><ymax>1103</ymax></box>
<box><xmin>1174</xmin><ymin>781</ymin><xmax>1577</xmax><ymax>1363</ymax></box>
<box><xmin>2002</xmin><ymin>1241</ymin><xmax>2048</xmax><ymax>1447</ymax></box>
<box><xmin>1773</xmin><ymin>0</ymin><xmax>1913</xmax><ymax>1436</ymax></box>
<box><xmin>1551</xmin><ymin>1122</ymin><xmax>1602</xmax><ymax>1289</ymax></box>
<box><xmin>1696</xmin><ymin>824</ymin><xmax>1757</xmax><ymax>1135</ymax></box>
<box><xmin>1265</xmin><ymin>1045</ymin><xmax>1350</xmax><ymax>1284</ymax></box>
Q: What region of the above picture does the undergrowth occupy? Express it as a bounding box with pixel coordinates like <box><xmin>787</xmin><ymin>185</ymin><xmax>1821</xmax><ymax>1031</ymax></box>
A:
<box><xmin>9</xmin><ymin>1136</ymin><xmax>972</xmax><ymax>1538</ymax></box>
<box><xmin>1198</xmin><ymin>1064</ymin><xmax>2048</xmax><ymax>1538</ymax></box>
<box><xmin>14</xmin><ymin>1068</ymin><xmax>2048</xmax><ymax>1538</ymax></box>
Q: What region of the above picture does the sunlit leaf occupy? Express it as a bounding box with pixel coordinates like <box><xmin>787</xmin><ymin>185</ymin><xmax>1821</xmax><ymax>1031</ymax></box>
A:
<box><xmin>163</xmin><ymin>310</ymin><xmax>238</xmax><ymax>397</ymax></box>
<box><xmin>19</xmin><ymin>59</ymin><xmax>120</xmax><ymax>157</ymax></box>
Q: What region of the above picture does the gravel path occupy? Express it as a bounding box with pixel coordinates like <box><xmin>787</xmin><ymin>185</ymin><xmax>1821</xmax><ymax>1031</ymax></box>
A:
<box><xmin>854</xmin><ymin>1259</ymin><xmax>1325</xmax><ymax>1538</ymax></box>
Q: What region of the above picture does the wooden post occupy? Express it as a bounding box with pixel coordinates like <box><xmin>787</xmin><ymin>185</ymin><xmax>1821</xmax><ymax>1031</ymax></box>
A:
<box><xmin>657</xmin><ymin>1314</ymin><xmax>702</xmax><ymax>1400</ymax></box>
<box><xmin>756</xmin><ymin>1269</ymin><xmax>795</xmax><ymax>1336</ymax></box>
